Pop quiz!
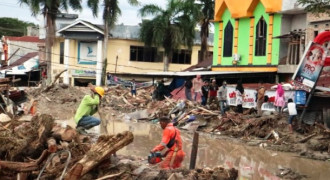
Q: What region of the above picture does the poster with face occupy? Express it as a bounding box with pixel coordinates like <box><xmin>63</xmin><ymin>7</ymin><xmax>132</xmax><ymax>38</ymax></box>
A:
<box><xmin>292</xmin><ymin>42</ymin><xmax>327</xmax><ymax>92</ymax></box>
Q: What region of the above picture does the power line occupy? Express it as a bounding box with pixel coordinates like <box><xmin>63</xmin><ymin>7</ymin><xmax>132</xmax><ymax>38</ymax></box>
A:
<box><xmin>3</xmin><ymin>50</ymin><xmax>169</xmax><ymax>73</ymax></box>
<box><xmin>4</xmin><ymin>42</ymin><xmax>182</xmax><ymax>72</ymax></box>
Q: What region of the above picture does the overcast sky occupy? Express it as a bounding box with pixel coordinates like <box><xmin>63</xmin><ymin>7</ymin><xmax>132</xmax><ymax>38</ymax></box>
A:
<box><xmin>0</xmin><ymin>0</ymin><xmax>167</xmax><ymax>25</ymax></box>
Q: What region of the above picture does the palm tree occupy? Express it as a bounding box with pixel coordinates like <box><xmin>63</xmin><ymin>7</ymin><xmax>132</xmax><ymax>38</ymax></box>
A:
<box><xmin>88</xmin><ymin>0</ymin><xmax>139</xmax><ymax>85</ymax></box>
<box><xmin>19</xmin><ymin>0</ymin><xmax>85</xmax><ymax>82</ymax></box>
<box><xmin>198</xmin><ymin>0</ymin><xmax>214</xmax><ymax>62</ymax></box>
<box><xmin>139</xmin><ymin>0</ymin><xmax>200</xmax><ymax>71</ymax></box>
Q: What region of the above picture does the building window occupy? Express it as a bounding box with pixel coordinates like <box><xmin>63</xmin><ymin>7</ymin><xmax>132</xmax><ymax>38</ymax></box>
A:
<box><xmin>223</xmin><ymin>21</ymin><xmax>233</xmax><ymax>57</ymax></box>
<box><xmin>314</xmin><ymin>31</ymin><xmax>319</xmax><ymax>38</ymax></box>
<box><xmin>130</xmin><ymin>46</ymin><xmax>161</xmax><ymax>62</ymax></box>
<box><xmin>255</xmin><ymin>17</ymin><xmax>267</xmax><ymax>56</ymax></box>
<box><xmin>60</xmin><ymin>42</ymin><xmax>64</xmax><ymax>64</ymax></box>
<box><xmin>172</xmin><ymin>50</ymin><xmax>192</xmax><ymax>64</ymax></box>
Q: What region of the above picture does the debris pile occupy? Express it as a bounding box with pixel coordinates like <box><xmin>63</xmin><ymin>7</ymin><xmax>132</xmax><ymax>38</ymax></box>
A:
<box><xmin>0</xmin><ymin>113</ymin><xmax>238</xmax><ymax>179</ymax></box>
<box><xmin>24</xmin><ymin>83</ymin><xmax>330</xmax><ymax>161</ymax></box>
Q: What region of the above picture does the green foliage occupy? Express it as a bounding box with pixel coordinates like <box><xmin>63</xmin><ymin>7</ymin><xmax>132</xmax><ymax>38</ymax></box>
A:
<box><xmin>139</xmin><ymin>0</ymin><xmax>200</xmax><ymax>57</ymax></box>
<box><xmin>87</xmin><ymin>0</ymin><xmax>139</xmax><ymax>27</ymax></box>
<box><xmin>20</xmin><ymin>0</ymin><xmax>83</xmax><ymax>19</ymax></box>
<box><xmin>298</xmin><ymin>0</ymin><xmax>330</xmax><ymax>14</ymax></box>
<box><xmin>0</xmin><ymin>17</ymin><xmax>35</xmax><ymax>37</ymax></box>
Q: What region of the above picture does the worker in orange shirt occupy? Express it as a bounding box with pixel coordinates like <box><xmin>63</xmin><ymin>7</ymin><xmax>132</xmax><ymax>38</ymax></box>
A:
<box><xmin>150</xmin><ymin>117</ymin><xmax>185</xmax><ymax>169</ymax></box>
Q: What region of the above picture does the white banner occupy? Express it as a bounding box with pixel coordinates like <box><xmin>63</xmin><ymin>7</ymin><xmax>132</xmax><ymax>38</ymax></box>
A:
<box><xmin>78</xmin><ymin>42</ymin><xmax>97</xmax><ymax>64</ymax></box>
<box><xmin>226</xmin><ymin>86</ymin><xmax>296</xmax><ymax>111</ymax></box>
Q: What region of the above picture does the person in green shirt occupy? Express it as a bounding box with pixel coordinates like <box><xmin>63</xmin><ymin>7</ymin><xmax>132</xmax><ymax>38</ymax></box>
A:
<box><xmin>75</xmin><ymin>84</ymin><xmax>105</xmax><ymax>135</ymax></box>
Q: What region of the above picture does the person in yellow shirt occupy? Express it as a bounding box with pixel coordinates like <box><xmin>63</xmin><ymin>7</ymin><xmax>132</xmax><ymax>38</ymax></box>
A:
<box><xmin>75</xmin><ymin>84</ymin><xmax>105</xmax><ymax>135</ymax></box>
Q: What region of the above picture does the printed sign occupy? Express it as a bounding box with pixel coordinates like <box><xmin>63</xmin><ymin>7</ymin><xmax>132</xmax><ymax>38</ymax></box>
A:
<box><xmin>71</xmin><ymin>69</ymin><xmax>96</xmax><ymax>77</ymax></box>
<box><xmin>227</xmin><ymin>86</ymin><xmax>296</xmax><ymax>111</ymax></box>
<box><xmin>78</xmin><ymin>42</ymin><xmax>97</xmax><ymax>64</ymax></box>
<box><xmin>227</xmin><ymin>87</ymin><xmax>257</xmax><ymax>108</ymax></box>
<box><xmin>292</xmin><ymin>42</ymin><xmax>327</xmax><ymax>92</ymax></box>
<box><xmin>295</xmin><ymin>90</ymin><xmax>307</xmax><ymax>105</ymax></box>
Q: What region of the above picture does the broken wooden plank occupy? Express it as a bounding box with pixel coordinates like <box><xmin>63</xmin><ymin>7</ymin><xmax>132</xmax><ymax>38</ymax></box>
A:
<box><xmin>298</xmin><ymin>133</ymin><xmax>317</xmax><ymax>143</ymax></box>
<box><xmin>43</xmin><ymin>69</ymin><xmax>67</xmax><ymax>92</ymax></box>
<box><xmin>95</xmin><ymin>172</ymin><xmax>124</xmax><ymax>180</ymax></box>
<box><xmin>0</xmin><ymin>150</ymin><xmax>49</xmax><ymax>172</ymax></box>
<box><xmin>197</xmin><ymin>106</ymin><xmax>218</xmax><ymax>116</ymax></box>
<box><xmin>64</xmin><ymin>131</ymin><xmax>134</xmax><ymax>179</ymax></box>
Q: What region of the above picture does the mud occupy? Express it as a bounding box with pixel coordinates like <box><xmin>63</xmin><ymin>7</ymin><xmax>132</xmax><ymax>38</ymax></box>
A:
<box><xmin>21</xmin><ymin>84</ymin><xmax>330</xmax><ymax>178</ymax></box>
<box><xmin>107</xmin><ymin>120</ymin><xmax>330</xmax><ymax>179</ymax></box>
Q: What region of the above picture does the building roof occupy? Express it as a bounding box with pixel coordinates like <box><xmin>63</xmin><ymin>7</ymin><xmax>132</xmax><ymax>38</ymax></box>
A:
<box><xmin>184</xmin><ymin>58</ymin><xmax>212</xmax><ymax>71</ymax></box>
<box><xmin>0</xmin><ymin>52</ymin><xmax>38</xmax><ymax>71</ymax></box>
<box><xmin>57</xmin><ymin>19</ymin><xmax>104</xmax><ymax>35</ymax></box>
<box><xmin>4</xmin><ymin>36</ymin><xmax>44</xmax><ymax>43</ymax></box>
<box><xmin>57</xmin><ymin>20</ymin><xmax>214</xmax><ymax>45</ymax></box>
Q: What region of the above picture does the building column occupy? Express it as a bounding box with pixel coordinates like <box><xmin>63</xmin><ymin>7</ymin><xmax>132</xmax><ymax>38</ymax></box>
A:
<box><xmin>218</xmin><ymin>21</ymin><xmax>224</xmax><ymax>65</ymax></box>
<box><xmin>63</xmin><ymin>39</ymin><xmax>70</xmax><ymax>84</ymax></box>
<box><xmin>248</xmin><ymin>17</ymin><xmax>255</xmax><ymax>65</ymax></box>
<box><xmin>267</xmin><ymin>14</ymin><xmax>274</xmax><ymax>65</ymax></box>
<box><xmin>234</xmin><ymin>19</ymin><xmax>239</xmax><ymax>54</ymax></box>
<box><xmin>96</xmin><ymin>40</ymin><xmax>103</xmax><ymax>86</ymax></box>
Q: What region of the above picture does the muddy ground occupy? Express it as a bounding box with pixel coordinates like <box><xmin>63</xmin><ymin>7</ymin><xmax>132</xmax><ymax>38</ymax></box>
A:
<box><xmin>26</xmin><ymin>84</ymin><xmax>330</xmax><ymax>162</ymax></box>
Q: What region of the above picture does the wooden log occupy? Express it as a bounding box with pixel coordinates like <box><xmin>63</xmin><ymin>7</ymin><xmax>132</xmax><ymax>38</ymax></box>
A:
<box><xmin>64</xmin><ymin>131</ymin><xmax>134</xmax><ymax>180</ymax></box>
<box><xmin>298</xmin><ymin>133</ymin><xmax>317</xmax><ymax>143</ymax></box>
<box><xmin>0</xmin><ymin>150</ymin><xmax>48</xmax><ymax>172</ymax></box>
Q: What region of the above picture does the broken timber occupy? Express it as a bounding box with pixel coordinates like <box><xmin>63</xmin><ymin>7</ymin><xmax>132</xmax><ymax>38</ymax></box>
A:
<box><xmin>0</xmin><ymin>150</ymin><xmax>49</xmax><ymax>172</ymax></box>
<box><xmin>64</xmin><ymin>131</ymin><xmax>134</xmax><ymax>180</ymax></box>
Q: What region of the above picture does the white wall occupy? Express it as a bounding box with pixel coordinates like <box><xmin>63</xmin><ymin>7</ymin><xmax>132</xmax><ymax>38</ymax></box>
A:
<box><xmin>8</xmin><ymin>40</ymin><xmax>39</xmax><ymax>65</ymax></box>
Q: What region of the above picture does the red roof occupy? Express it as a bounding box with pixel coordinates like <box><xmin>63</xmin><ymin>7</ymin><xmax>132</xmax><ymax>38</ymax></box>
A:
<box><xmin>4</xmin><ymin>36</ymin><xmax>44</xmax><ymax>43</ymax></box>
<box><xmin>0</xmin><ymin>52</ymin><xmax>38</xmax><ymax>70</ymax></box>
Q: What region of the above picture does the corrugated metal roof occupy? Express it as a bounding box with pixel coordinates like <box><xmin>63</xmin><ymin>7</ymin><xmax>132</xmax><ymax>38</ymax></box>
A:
<box><xmin>4</xmin><ymin>36</ymin><xmax>44</xmax><ymax>43</ymax></box>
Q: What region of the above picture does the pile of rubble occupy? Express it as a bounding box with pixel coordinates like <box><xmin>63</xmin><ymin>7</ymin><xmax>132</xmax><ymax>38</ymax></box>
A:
<box><xmin>21</xmin><ymin>83</ymin><xmax>330</xmax><ymax>161</ymax></box>
<box><xmin>0</xmin><ymin>113</ymin><xmax>238</xmax><ymax>180</ymax></box>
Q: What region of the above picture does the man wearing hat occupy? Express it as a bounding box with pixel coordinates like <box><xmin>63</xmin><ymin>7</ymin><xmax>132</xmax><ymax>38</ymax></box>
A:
<box><xmin>75</xmin><ymin>83</ymin><xmax>105</xmax><ymax>135</ymax></box>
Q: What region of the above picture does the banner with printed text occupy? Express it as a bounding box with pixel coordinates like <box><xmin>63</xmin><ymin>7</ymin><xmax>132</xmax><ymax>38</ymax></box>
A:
<box><xmin>292</xmin><ymin>42</ymin><xmax>327</xmax><ymax>92</ymax></box>
<box><xmin>226</xmin><ymin>87</ymin><xmax>296</xmax><ymax>111</ymax></box>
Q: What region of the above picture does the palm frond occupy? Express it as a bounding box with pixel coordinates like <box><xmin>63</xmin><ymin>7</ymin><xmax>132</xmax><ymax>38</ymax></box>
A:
<box><xmin>87</xmin><ymin>0</ymin><xmax>99</xmax><ymax>17</ymax></box>
<box><xmin>139</xmin><ymin>4</ymin><xmax>163</xmax><ymax>17</ymax></box>
<box><xmin>68</xmin><ymin>0</ymin><xmax>82</xmax><ymax>11</ymax></box>
<box><xmin>127</xmin><ymin>0</ymin><xmax>139</xmax><ymax>6</ymax></box>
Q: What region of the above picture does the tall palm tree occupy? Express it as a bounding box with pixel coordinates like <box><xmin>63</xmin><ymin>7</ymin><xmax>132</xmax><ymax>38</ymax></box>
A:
<box><xmin>19</xmin><ymin>0</ymin><xmax>85</xmax><ymax>82</ymax></box>
<box><xmin>88</xmin><ymin>0</ymin><xmax>139</xmax><ymax>85</ymax></box>
<box><xmin>139</xmin><ymin>0</ymin><xmax>200</xmax><ymax>71</ymax></box>
<box><xmin>198</xmin><ymin>0</ymin><xmax>214</xmax><ymax>62</ymax></box>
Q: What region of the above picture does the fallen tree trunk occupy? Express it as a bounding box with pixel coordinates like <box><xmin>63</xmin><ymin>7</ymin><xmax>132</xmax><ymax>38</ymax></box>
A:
<box><xmin>0</xmin><ymin>150</ymin><xmax>49</xmax><ymax>172</ymax></box>
<box><xmin>64</xmin><ymin>131</ymin><xmax>134</xmax><ymax>180</ymax></box>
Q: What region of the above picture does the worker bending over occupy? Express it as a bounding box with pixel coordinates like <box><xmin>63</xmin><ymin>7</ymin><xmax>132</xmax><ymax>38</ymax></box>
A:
<box><xmin>75</xmin><ymin>84</ymin><xmax>105</xmax><ymax>135</ymax></box>
<box><xmin>151</xmin><ymin>117</ymin><xmax>185</xmax><ymax>169</ymax></box>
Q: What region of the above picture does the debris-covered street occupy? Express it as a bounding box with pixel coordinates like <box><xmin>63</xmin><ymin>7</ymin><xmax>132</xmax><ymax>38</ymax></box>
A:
<box><xmin>1</xmin><ymin>0</ymin><xmax>330</xmax><ymax>179</ymax></box>
<box><xmin>1</xmin><ymin>83</ymin><xmax>329</xmax><ymax>179</ymax></box>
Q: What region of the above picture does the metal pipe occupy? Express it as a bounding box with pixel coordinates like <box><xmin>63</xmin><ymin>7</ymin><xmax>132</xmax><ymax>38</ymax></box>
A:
<box><xmin>37</xmin><ymin>150</ymin><xmax>72</xmax><ymax>180</ymax></box>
